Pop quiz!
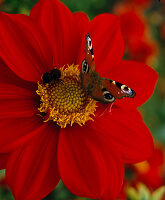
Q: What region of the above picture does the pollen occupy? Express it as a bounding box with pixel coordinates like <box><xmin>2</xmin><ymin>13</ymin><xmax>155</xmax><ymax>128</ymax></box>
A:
<box><xmin>36</xmin><ymin>65</ymin><xmax>97</xmax><ymax>128</ymax></box>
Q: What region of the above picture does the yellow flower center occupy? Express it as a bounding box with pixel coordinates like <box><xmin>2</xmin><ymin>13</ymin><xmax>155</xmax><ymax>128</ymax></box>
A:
<box><xmin>36</xmin><ymin>65</ymin><xmax>97</xmax><ymax>128</ymax></box>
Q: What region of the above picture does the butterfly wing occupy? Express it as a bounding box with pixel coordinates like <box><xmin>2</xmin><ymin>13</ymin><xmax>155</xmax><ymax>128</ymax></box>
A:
<box><xmin>101</xmin><ymin>78</ymin><xmax>136</xmax><ymax>99</ymax></box>
<box><xmin>85</xmin><ymin>33</ymin><xmax>95</xmax><ymax>70</ymax></box>
<box><xmin>80</xmin><ymin>33</ymin><xmax>96</xmax><ymax>89</ymax></box>
<box><xmin>90</xmin><ymin>78</ymin><xmax>135</xmax><ymax>103</ymax></box>
<box><xmin>89</xmin><ymin>83</ymin><xmax>116</xmax><ymax>103</ymax></box>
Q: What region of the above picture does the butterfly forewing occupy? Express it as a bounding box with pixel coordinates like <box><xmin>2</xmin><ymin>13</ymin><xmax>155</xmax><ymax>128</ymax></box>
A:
<box><xmin>101</xmin><ymin>78</ymin><xmax>136</xmax><ymax>99</ymax></box>
<box><xmin>85</xmin><ymin>33</ymin><xmax>95</xmax><ymax>70</ymax></box>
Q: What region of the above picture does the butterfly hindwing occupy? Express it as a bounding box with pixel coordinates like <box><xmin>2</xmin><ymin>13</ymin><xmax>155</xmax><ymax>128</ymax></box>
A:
<box><xmin>90</xmin><ymin>84</ymin><xmax>116</xmax><ymax>103</ymax></box>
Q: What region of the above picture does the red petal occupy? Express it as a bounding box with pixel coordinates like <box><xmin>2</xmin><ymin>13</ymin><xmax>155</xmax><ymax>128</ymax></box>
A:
<box><xmin>30</xmin><ymin>0</ymin><xmax>86</xmax><ymax>67</ymax></box>
<box><xmin>119</xmin><ymin>10</ymin><xmax>146</xmax><ymax>41</ymax></box>
<box><xmin>0</xmin><ymin>116</ymin><xmax>46</xmax><ymax>153</ymax></box>
<box><xmin>127</xmin><ymin>39</ymin><xmax>157</xmax><ymax>63</ymax></box>
<box><xmin>0</xmin><ymin>58</ymin><xmax>37</xmax><ymax>90</ymax></box>
<box><xmin>78</xmin><ymin>14</ymin><xmax>125</xmax><ymax>74</ymax></box>
<box><xmin>100</xmin><ymin>143</ymin><xmax>124</xmax><ymax>200</ymax></box>
<box><xmin>0</xmin><ymin>12</ymin><xmax>53</xmax><ymax>82</ymax></box>
<box><xmin>101</xmin><ymin>60</ymin><xmax>158</xmax><ymax>108</ymax></box>
<box><xmin>73</xmin><ymin>12</ymin><xmax>90</xmax><ymax>33</ymax></box>
<box><xmin>0</xmin><ymin>153</ymin><xmax>10</xmax><ymax>169</ymax></box>
<box><xmin>6</xmin><ymin>123</ymin><xmax>60</xmax><ymax>200</ymax></box>
<box><xmin>0</xmin><ymin>83</ymin><xmax>38</xmax><ymax>118</ymax></box>
<box><xmin>73</xmin><ymin>12</ymin><xmax>90</xmax><ymax>63</ymax></box>
<box><xmin>0</xmin><ymin>58</ymin><xmax>40</xmax><ymax>118</ymax></box>
<box><xmin>58</xmin><ymin>125</ymin><xmax>124</xmax><ymax>199</ymax></box>
<box><xmin>88</xmin><ymin>107</ymin><xmax>154</xmax><ymax>163</ymax></box>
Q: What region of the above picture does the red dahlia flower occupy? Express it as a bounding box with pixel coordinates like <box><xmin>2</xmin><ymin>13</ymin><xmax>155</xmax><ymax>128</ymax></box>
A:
<box><xmin>0</xmin><ymin>0</ymin><xmax>158</xmax><ymax>199</ymax></box>
<box><xmin>126</xmin><ymin>0</ymin><xmax>152</xmax><ymax>9</ymax></box>
<box><xmin>113</xmin><ymin>2</ymin><xmax>158</xmax><ymax>65</ymax></box>
<box><xmin>133</xmin><ymin>145</ymin><xmax>165</xmax><ymax>189</ymax></box>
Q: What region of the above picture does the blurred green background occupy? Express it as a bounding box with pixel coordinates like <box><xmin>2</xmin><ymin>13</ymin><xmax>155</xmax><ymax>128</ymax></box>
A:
<box><xmin>0</xmin><ymin>0</ymin><xmax>164</xmax><ymax>199</ymax></box>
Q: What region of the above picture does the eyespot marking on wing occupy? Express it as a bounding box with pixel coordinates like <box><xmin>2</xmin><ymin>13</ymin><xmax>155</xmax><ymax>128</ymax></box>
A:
<box><xmin>81</xmin><ymin>59</ymin><xmax>89</xmax><ymax>74</ymax></box>
<box><xmin>121</xmin><ymin>85</ymin><xmax>134</xmax><ymax>96</ymax></box>
<box><xmin>86</xmin><ymin>33</ymin><xmax>92</xmax><ymax>50</ymax></box>
<box><xmin>102</xmin><ymin>88</ymin><xmax>115</xmax><ymax>103</ymax></box>
<box><xmin>110</xmin><ymin>80</ymin><xmax>135</xmax><ymax>97</ymax></box>
<box><xmin>86</xmin><ymin>33</ymin><xmax>94</xmax><ymax>61</ymax></box>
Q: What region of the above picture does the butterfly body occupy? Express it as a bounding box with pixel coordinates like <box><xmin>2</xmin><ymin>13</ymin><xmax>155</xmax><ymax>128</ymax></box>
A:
<box><xmin>80</xmin><ymin>33</ymin><xmax>136</xmax><ymax>103</ymax></box>
<box><xmin>80</xmin><ymin>69</ymin><xmax>100</xmax><ymax>92</ymax></box>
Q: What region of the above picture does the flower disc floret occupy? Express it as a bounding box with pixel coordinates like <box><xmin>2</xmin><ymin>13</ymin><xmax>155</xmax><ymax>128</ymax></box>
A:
<box><xmin>36</xmin><ymin>65</ymin><xmax>97</xmax><ymax>128</ymax></box>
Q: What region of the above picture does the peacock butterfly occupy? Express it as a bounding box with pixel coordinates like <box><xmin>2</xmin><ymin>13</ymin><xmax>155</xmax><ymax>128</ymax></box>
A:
<box><xmin>80</xmin><ymin>33</ymin><xmax>136</xmax><ymax>103</ymax></box>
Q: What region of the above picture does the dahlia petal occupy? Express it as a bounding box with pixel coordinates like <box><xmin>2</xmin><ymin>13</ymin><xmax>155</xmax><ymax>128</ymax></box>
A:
<box><xmin>119</xmin><ymin>10</ymin><xmax>146</xmax><ymax>41</ymax></box>
<box><xmin>0</xmin><ymin>116</ymin><xmax>46</xmax><ymax>153</ymax></box>
<box><xmin>78</xmin><ymin>14</ymin><xmax>125</xmax><ymax>74</ymax></box>
<box><xmin>127</xmin><ymin>39</ymin><xmax>157</xmax><ymax>63</ymax></box>
<box><xmin>30</xmin><ymin>0</ymin><xmax>85</xmax><ymax>66</ymax></box>
<box><xmin>73</xmin><ymin>12</ymin><xmax>90</xmax><ymax>63</ymax></box>
<box><xmin>99</xmin><ymin>142</ymin><xmax>124</xmax><ymax>200</ymax></box>
<box><xmin>0</xmin><ymin>83</ymin><xmax>38</xmax><ymax>118</ymax></box>
<box><xmin>0</xmin><ymin>12</ymin><xmax>53</xmax><ymax>82</ymax></box>
<box><xmin>88</xmin><ymin>107</ymin><xmax>154</xmax><ymax>163</ymax></box>
<box><xmin>0</xmin><ymin>58</ymin><xmax>38</xmax><ymax>91</ymax></box>
<box><xmin>73</xmin><ymin>12</ymin><xmax>90</xmax><ymax>33</ymax></box>
<box><xmin>101</xmin><ymin>60</ymin><xmax>158</xmax><ymax>108</ymax></box>
<box><xmin>6</xmin><ymin>124</ymin><xmax>60</xmax><ymax>200</ymax></box>
<box><xmin>58</xmin><ymin>126</ymin><xmax>124</xmax><ymax>199</ymax></box>
<box><xmin>0</xmin><ymin>153</ymin><xmax>10</xmax><ymax>169</ymax></box>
